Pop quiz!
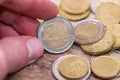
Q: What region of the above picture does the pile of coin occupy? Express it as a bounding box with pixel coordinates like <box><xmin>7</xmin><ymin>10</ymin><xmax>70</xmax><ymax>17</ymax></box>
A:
<box><xmin>80</xmin><ymin>2</ymin><xmax>120</xmax><ymax>55</ymax></box>
<box><xmin>59</xmin><ymin>0</ymin><xmax>91</xmax><ymax>20</ymax></box>
<box><xmin>38</xmin><ymin>2</ymin><xmax>120</xmax><ymax>55</ymax></box>
<box><xmin>37</xmin><ymin>1</ymin><xmax>120</xmax><ymax>80</ymax></box>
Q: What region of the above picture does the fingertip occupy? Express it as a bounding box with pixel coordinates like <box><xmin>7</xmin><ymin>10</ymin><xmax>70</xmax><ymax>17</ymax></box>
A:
<box><xmin>0</xmin><ymin>36</ymin><xmax>44</xmax><ymax>76</ymax></box>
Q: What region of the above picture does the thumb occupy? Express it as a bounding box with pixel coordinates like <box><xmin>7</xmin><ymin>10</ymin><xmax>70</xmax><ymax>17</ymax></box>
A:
<box><xmin>0</xmin><ymin>36</ymin><xmax>44</xmax><ymax>80</ymax></box>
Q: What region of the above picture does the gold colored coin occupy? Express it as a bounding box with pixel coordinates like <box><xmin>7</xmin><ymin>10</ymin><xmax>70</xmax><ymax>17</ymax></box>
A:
<box><xmin>59</xmin><ymin>56</ymin><xmax>88</xmax><ymax>79</ymax></box>
<box><xmin>81</xmin><ymin>30</ymin><xmax>114</xmax><ymax>55</ymax></box>
<box><xmin>107</xmin><ymin>24</ymin><xmax>120</xmax><ymax>49</ymax></box>
<box><xmin>91</xmin><ymin>56</ymin><xmax>120</xmax><ymax>79</ymax></box>
<box><xmin>91</xmin><ymin>0</ymin><xmax>120</xmax><ymax>13</ymax></box>
<box><xmin>59</xmin><ymin>8</ymin><xmax>90</xmax><ymax>21</ymax></box>
<box><xmin>60</xmin><ymin>0</ymin><xmax>90</xmax><ymax>14</ymax></box>
<box><xmin>96</xmin><ymin>2</ymin><xmax>120</xmax><ymax>26</ymax></box>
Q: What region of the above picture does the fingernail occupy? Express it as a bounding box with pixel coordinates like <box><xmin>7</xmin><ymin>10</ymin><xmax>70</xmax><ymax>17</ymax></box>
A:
<box><xmin>27</xmin><ymin>59</ymin><xmax>37</xmax><ymax>65</ymax></box>
<box><xmin>26</xmin><ymin>38</ymin><xmax>44</xmax><ymax>61</ymax></box>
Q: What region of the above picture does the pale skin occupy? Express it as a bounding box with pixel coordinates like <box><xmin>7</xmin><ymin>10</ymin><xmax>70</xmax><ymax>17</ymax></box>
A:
<box><xmin>0</xmin><ymin>0</ymin><xmax>58</xmax><ymax>80</ymax></box>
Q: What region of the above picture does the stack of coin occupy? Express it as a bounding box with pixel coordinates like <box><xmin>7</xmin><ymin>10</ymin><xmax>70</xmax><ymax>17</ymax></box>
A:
<box><xmin>91</xmin><ymin>2</ymin><xmax>120</xmax><ymax>52</ymax></box>
<box><xmin>59</xmin><ymin>0</ymin><xmax>91</xmax><ymax>20</ymax></box>
<box><xmin>74</xmin><ymin>19</ymin><xmax>115</xmax><ymax>55</ymax></box>
<box><xmin>76</xmin><ymin>21</ymin><xmax>120</xmax><ymax>55</ymax></box>
<box><xmin>73</xmin><ymin>17</ymin><xmax>120</xmax><ymax>55</ymax></box>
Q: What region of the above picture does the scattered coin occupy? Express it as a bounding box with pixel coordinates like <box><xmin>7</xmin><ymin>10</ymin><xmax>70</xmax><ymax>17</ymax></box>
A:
<box><xmin>96</xmin><ymin>2</ymin><xmax>120</xmax><ymax>26</ymax></box>
<box><xmin>59</xmin><ymin>56</ymin><xmax>88</xmax><ymax>79</ymax></box>
<box><xmin>52</xmin><ymin>55</ymin><xmax>91</xmax><ymax>80</ymax></box>
<box><xmin>74</xmin><ymin>19</ymin><xmax>105</xmax><ymax>44</ymax></box>
<box><xmin>91</xmin><ymin>56</ymin><xmax>120</xmax><ymax>79</ymax></box>
<box><xmin>90</xmin><ymin>0</ymin><xmax>120</xmax><ymax>13</ymax></box>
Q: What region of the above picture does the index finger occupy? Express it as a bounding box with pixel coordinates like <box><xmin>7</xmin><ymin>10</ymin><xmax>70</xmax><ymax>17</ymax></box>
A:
<box><xmin>1</xmin><ymin>0</ymin><xmax>58</xmax><ymax>19</ymax></box>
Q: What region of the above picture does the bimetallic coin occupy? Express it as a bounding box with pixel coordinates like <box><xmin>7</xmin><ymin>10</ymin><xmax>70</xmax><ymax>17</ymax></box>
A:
<box><xmin>74</xmin><ymin>19</ymin><xmax>105</xmax><ymax>44</ymax></box>
<box><xmin>90</xmin><ymin>0</ymin><xmax>97</xmax><ymax>13</ymax></box>
<box><xmin>52</xmin><ymin>55</ymin><xmax>91</xmax><ymax>80</ymax></box>
<box><xmin>38</xmin><ymin>17</ymin><xmax>75</xmax><ymax>53</ymax></box>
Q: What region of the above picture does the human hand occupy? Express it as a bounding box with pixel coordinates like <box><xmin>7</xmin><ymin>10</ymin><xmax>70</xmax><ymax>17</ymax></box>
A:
<box><xmin>0</xmin><ymin>0</ymin><xmax>58</xmax><ymax>80</ymax></box>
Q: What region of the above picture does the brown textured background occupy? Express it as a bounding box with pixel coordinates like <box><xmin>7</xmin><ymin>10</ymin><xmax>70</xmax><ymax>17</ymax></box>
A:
<box><xmin>6</xmin><ymin>0</ymin><xmax>120</xmax><ymax>80</ymax></box>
